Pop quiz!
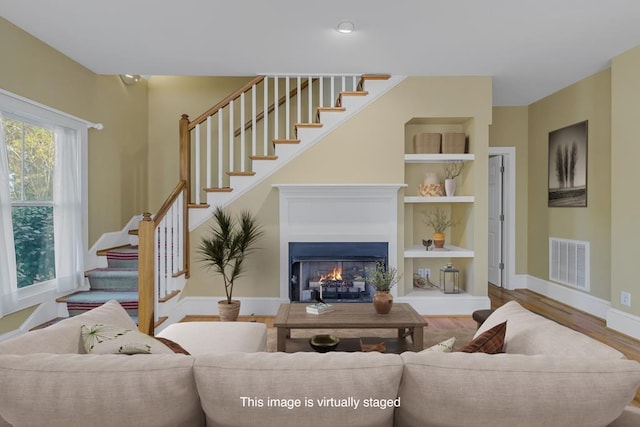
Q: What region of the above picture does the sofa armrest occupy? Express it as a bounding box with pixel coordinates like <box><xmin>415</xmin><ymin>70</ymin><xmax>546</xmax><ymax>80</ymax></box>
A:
<box><xmin>609</xmin><ymin>405</ymin><xmax>640</xmax><ymax>427</ymax></box>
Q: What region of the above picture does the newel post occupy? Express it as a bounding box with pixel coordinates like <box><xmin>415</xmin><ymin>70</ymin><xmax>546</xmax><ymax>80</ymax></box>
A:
<box><xmin>138</xmin><ymin>212</ymin><xmax>155</xmax><ymax>335</ymax></box>
<box><xmin>179</xmin><ymin>114</ymin><xmax>191</xmax><ymax>205</ymax></box>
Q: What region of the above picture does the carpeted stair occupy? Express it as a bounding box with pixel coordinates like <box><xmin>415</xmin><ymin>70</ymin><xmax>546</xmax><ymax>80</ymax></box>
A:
<box><xmin>64</xmin><ymin>245</ymin><xmax>139</xmax><ymax>324</ymax></box>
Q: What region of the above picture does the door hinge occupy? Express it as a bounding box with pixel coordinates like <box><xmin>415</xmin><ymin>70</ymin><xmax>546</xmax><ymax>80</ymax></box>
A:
<box><xmin>499</xmin><ymin>214</ymin><xmax>505</xmax><ymax>221</ymax></box>
<box><xmin>499</xmin><ymin>262</ymin><xmax>504</xmax><ymax>270</ymax></box>
<box><xmin>500</xmin><ymin>165</ymin><xmax>505</xmax><ymax>173</ymax></box>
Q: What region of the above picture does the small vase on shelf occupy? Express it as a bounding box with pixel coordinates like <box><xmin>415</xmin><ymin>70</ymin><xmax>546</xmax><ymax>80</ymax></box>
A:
<box><xmin>444</xmin><ymin>178</ymin><xmax>455</xmax><ymax>197</ymax></box>
<box><xmin>433</xmin><ymin>232</ymin><xmax>445</xmax><ymax>249</ymax></box>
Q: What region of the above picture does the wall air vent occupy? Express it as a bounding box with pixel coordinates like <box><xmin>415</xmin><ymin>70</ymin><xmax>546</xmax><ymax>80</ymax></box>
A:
<box><xmin>549</xmin><ymin>238</ymin><xmax>589</xmax><ymax>291</ymax></box>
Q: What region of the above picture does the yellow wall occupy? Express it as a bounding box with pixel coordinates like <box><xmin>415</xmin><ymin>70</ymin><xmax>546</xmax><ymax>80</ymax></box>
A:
<box><xmin>184</xmin><ymin>76</ymin><xmax>492</xmax><ymax>300</ymax></box>
<box><xmin>0</xmin><ymin>18</ymin><xmax>148</xmax><ymax>245</ymax></box>
<box><xmin>147</xmin><ymin>76</ymin><xmax>253</xmax><ymax>212</ymax></box>
<box><xmin>527</xmin><ymin>69</ymin><xmax>612</xmax><ymax>301</ymax></box>
<box><xmin>611</xmin><ymin>45</ymin><xmax>640</xmax><ymax>316</ymax></box>
<box><xmin>489</xmin><ymin>106</ymin><xmax>529</xmax><ymax>275</ymax></box>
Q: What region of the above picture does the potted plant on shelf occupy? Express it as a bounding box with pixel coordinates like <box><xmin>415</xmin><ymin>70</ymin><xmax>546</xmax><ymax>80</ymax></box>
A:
<box><xmin>198</xmin><ymin>206</ymin><xmax>263</xmax><ymax>321</ymax></box>
<box><xmin>422</xmin><ymin>208</ymin><xmax>457</xmax><ymax>249</ymax></box>
<box><xmin>365</xmin><ymin>263</ymin><xmax>401</xmax><ymax>314</ymax></box>
<box><xmin>443</xmin><ymin>161</ymin><xmax>464</xmax><ymax>197</ymax></box>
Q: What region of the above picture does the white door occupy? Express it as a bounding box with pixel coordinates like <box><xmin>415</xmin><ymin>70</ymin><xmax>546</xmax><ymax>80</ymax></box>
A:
<box><xmin>488</xmin><ymin>155</ymin><xmax>504</xmax><ymax>286</ymax></box>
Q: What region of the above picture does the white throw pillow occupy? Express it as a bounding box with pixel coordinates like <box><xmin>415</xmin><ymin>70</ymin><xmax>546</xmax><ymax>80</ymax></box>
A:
<box><xmin>421</xmin><ymin>337</ymin><xmax>456</xmax><ymax>352</ymax></box>
<box><xmin>81</xmin><ymin>323</ymin><xmax>173</xmax><ymax>355</ymax></box>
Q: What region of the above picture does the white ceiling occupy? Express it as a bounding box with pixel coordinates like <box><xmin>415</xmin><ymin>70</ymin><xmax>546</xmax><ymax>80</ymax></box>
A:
<box><xmin>2</xmin><ymin>0</ymin><xmax>640</xmax><ymax>105</ymax></box>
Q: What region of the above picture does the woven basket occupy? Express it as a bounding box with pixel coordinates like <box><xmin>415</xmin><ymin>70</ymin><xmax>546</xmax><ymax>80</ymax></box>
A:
<box><xmin>442</xmin><ymin>133</ymin><xmax>466</xmax><ymax>153</ymax></box>
<box><xmin>412</xmin><ymin>133</ymin><xmax>441</xmax><ymax>154</ymax></box>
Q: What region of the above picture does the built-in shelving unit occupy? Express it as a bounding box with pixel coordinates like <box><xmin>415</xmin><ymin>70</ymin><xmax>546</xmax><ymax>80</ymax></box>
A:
<box><xmin>401</xmin><ymin>118</ymin><xmax>476</xmax><ymax>301</ymax></box>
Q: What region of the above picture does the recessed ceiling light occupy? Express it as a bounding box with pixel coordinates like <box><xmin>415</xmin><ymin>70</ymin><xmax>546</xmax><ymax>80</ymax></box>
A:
<box><xmin>120</xmin><ymin>74</ymin><xmax>141</xmax><ymax>85</ymax></box>
<box><xmin>337</xmin><ymin>21</ymin><xmax>354</xmax><ymax>34</ymax></box>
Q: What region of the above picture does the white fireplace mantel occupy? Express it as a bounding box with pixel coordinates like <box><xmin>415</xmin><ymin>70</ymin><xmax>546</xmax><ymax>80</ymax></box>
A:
<box><xmin>273</xmin><ymin>184</ymin><xmax>406</xmax><ymax>300</ymax></box>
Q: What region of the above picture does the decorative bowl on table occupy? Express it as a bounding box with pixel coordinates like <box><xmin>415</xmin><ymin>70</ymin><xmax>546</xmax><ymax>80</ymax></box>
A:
<box><xmin>309</xmin><ymin>334</ymin><xmax>340</xmax><ymax>352</ymax></box>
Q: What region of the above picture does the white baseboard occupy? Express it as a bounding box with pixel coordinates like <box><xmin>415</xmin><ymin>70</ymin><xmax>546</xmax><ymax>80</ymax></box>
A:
<box><xmin>525</xmin><ymin>274</ymin><xmax>640</xmax><ymax>340</ymax></box>
<box><xmin>505</xmin><ymin>274</ymin><xmax>528</xmax><ymax>290</ymax></box>
<box><xmin>526</xmin><ymin>275</ymin><xmax>610</xmax><ymax>319</ymax></box>
<box><xmin>607</xmin><ymin>308</ymin><xmax>640</xmax><ymax>341</ymax></box>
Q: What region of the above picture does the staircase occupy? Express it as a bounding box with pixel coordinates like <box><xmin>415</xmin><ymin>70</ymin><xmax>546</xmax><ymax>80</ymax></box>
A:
<box><xmin>70</xmin><ymin>73</ymin><xmax>404</xmax><ymax>334</ymax></box>
<box><xmin>59</xmin><ymin>245</ymin><xmax>140</xmax><ymax>323</ymax></box>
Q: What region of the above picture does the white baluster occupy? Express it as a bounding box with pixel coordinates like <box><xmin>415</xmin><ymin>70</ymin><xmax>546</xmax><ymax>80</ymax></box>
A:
<box><xmin>285</xmin><ymin>77</ymin><xmax>290</xmax><ymax>140</ymax></box>
<box><xmin>206</xmin><ymin>116</ymin><xmax>212</xmax><ymax>188</ymax></box>
<box><xmin>194</xmin><ymin>124</ymin><xmax>201</xmax><ymax>205</ymax></box>
<box><xmin>171</xmin><ymin>201</ymin><xmax>178</xmax><ymax>278</ymax></box>
<box><xmin>263</xmin><ymin>77</ymin><xmax>268</xmax><ymax>155</ymax></box>
<box><xmin>319</xmin><ymin>77</ymin><xmax>324</xmax><ymax>108</ymax></box>
<box><xmin>159</xmin><ymin>219</ymin><xmax>167</xmax><ymax>299</ymax></box>
<box><xmin>240</xmin><ymin>92</ymin><xmax>246</xmax><ymax>172</ymax></box>
<box><xmin>342</xmin><ymin>75</ymin><xmax>346</xmax><ymax>92</ymax></box>
<box><xmin>177</xmin><ymin>191</ymin><xmax>183</xmax><ymax>272</ymax></box>
<box><xmin>229</xmin><ymin>100</ymin><xmax>234</xmax><ymax>172</ymax></box>
<box><xmin>154</xmin><ymin>226</ymin><xmax>160</xmax><ymax>319</ymax></box>
<box><xmin>217</xmin><ymin>109</ymin><xmax>223</xmax><ymax>188</ymax></box>
<box><xmin>251</xmin><ymin>84</ymin><xmax>256</xmax><ymax>156</ymax></box>
<box><xmin>274</xmin><ymin>76</ymin><xmax>279</xmax><ymax>140</ymax></box>
<box><xmin>330</xmin><ymin>76</ymin><xmax>335</xmax><ymax>106</ymax></box>
<box><xmin>296</xmin><ymin>76</ymin><xmax>302</xmax><ymax>123</ymax></box>
<box><xmin>308</xmin><ymin>76</ymin><xmax>312</xmax><ymax>123</ymax></box>
<box><xmin>352</xmin><ymin>75</ymin><xmax>357</xmax><ymax>91</ymax></box>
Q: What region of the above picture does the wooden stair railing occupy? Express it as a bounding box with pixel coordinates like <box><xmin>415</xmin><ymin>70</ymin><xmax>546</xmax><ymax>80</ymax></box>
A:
<box><xmin>138</xmin><ymin>73</ymin><xmax>389</xmax><ymax>334</ymax></box>
<box><xmin>138</xmin><ymin>180</ymin><xmax>188</xmax><ymax>335</ymax></box>
<box><xmin>179</xmin><ymin>74</ymin><xmax>365</xmax><ymax>205</ymax></box>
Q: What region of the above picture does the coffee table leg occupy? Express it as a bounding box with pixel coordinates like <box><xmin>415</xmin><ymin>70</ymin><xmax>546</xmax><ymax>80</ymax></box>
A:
<box><xmin>412</xmin><ymin>326</ymin><xmax>424</xmax><ymax>351</ymax></box>
<box><xmin>277</xmin><ymin>327</ymin><xmax>288</xmax><ymax>352</ymax></box>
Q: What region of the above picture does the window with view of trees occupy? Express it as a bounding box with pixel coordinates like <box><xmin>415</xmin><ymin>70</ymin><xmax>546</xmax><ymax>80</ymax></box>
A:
<box><xmin>2</xmin><ymin>116</ymin><xmax>56</xmax><ymax>288</ymax></box>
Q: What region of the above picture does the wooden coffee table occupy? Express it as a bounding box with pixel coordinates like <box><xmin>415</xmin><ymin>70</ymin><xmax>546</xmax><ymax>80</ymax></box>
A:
<box><xmin>274</xmin><ymin>303</ymin><xmax>427</xmax><ymax>352</ymax></box>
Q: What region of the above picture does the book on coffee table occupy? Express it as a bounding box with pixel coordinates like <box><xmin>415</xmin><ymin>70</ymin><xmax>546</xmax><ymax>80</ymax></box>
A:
<box><xmin>306</xmin><ymin>303</ymin><xmax>334</xmax><ymax>315</ymax></box>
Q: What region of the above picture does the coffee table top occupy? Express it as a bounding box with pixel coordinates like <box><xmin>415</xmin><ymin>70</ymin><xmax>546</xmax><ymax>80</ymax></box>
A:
<box><xmin>274</xmin><ymin>303</ymin><xmax>427</xmax><ymax>329</ymax></box>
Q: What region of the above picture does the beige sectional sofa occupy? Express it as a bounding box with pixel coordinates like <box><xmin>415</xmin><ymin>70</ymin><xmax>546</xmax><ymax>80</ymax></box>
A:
<box><xmin>0</xmin><ymin>300</ymin><xmax>639</xmax><ymax>427</ymax></box>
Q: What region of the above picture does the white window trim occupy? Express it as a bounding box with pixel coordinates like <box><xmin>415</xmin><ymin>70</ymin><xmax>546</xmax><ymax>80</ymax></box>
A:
<box><xmin>1</xmin><ymin>88</ymin><xmax>101</xmax><ymax>315</ymax></box>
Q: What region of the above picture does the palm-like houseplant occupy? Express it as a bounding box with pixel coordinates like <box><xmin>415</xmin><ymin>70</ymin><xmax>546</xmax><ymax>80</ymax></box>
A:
<box><xmin>198</xmin><ymin>207</ymin><xmax>263</xmax><ymax>321</ymax></box>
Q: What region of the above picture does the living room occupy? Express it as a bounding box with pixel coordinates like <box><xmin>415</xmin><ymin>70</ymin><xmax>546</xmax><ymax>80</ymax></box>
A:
<box><xmin>1</xmin><ymin>4</ymin><xmax>640</xmax><ymax>341</ymax></box>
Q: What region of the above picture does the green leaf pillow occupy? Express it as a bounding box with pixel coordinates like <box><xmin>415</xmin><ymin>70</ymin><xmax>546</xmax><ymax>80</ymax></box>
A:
<box><xmin>81</xmin><ymin>323</ymin><xmax>174</xmax><ymax>355</ymax></box>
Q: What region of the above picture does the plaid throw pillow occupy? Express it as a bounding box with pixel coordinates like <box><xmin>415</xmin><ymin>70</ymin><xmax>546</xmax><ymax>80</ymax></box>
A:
<box><xmin>458</xmin><ymin>321</ymin><xmax>506</xmax><ymax>354</ymax></box>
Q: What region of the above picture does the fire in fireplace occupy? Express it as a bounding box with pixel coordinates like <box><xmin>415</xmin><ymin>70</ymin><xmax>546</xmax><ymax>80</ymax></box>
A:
<box><xmin>289</xmin><ymin>242</ymin><xmax>388</xmax><ymax>303</ymax></box>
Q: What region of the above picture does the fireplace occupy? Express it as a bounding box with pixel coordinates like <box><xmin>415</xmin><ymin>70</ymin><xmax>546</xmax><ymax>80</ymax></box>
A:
<box><xmin>289</xmin><ymin>242</ymin><xmax>388</xmax><ymax>303</ymax></box>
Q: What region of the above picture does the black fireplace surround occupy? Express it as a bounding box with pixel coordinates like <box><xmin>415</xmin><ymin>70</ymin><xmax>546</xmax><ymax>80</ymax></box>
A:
<box><xmin>289</xmin><ymin>242</ymin><xmax>388</xmax><ymax>303</ymax></box>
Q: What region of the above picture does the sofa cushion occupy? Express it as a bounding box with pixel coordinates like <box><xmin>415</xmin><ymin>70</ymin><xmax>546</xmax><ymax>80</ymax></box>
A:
<box><xmin>397</xmin><ymin>351</ymin><xmax>640</xmax><ymax>427</ymax></box>
<box><xmin>475</xmin><ymin>300</ymin><xmax>625</xmax><ymax>358</ymax></box>
<box><xmin>0</xmin><ymin>353</ymin><xmax>204</xmax><ymax>427</ymax></box>
<box><xmin>0</xmin><ymin>300</ymin><xmax>137</xmax><ymax>355</ymax></box>
<box><xmin>156</xmin><ymin>321</ymin><xmax>267</xmax><ymax>354</ymax></box>
<box><xmin>81</xmin><ymin>323</ymin><xmax>174</xmax><ymax>355</ymax></box>
<box><xmin>459</xmin><ymin>320</ymin><xmax>506</xmax><ymax>353</ymax></box>
<box><xmin>194</xmin><ymin>352</ymin><xmax>403</xmax><ymax>427</ymax></box>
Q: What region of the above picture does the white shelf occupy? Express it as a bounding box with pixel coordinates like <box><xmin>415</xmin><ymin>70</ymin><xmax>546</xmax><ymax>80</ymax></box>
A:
<box><xmin>404</xmin><ymin>196</ymin><xmax>474</xmax><ymax>203</ymax></box>
<box><xmin>404</xmin><ymin>244</ymin><xmax>474</xmax><ymax>258</ymax></box>
<box><xmin>405</xmin><ymin>153</ymin><xmax>474</xmax><ymax>163</ymax></box>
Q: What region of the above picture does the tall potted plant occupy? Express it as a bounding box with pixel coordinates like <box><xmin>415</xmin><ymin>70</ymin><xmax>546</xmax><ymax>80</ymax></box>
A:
<box><xmin>198</xmin><ymin>207</ymin><xmax>263</xmax><ymax>321</ymax></box>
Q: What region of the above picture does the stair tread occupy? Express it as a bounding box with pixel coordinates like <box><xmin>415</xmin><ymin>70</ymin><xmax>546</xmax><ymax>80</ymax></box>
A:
<box><xmin>226</xmin><ymin>172</ymin><xmax>256</xmax><ymax>176</ymax></box>
<box><xmin>204</xmin><ymin>187</ymin><xmax>233</xmax><ymax>192</ymax></box>
<box><xmin>294</xmin><ymin>123</ymin><xmax>323</xmax><ymax>128</ymax></box>
<box><xmin>250</xmin><ymin>155</ymin><xmax>278</xmax><ymax>160</ymax></box>
<box><xmin>97</xmin><ymin>244</ymin><xmax>137</xmax><ymax>257</ymax></box>
<box><xmin>65</xmin><ymin>290</ymin><xmax>139</xmax><ymax>303</ymax></box>
<box><xmin>273</xmin><ymin>139</ymin><xmax>301</xmax><ymax>144</ymax></box>
<box><xmin>317</xmin><ymin>107</ymin><xmax>346</xmax><ymax>112</ymax></box>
